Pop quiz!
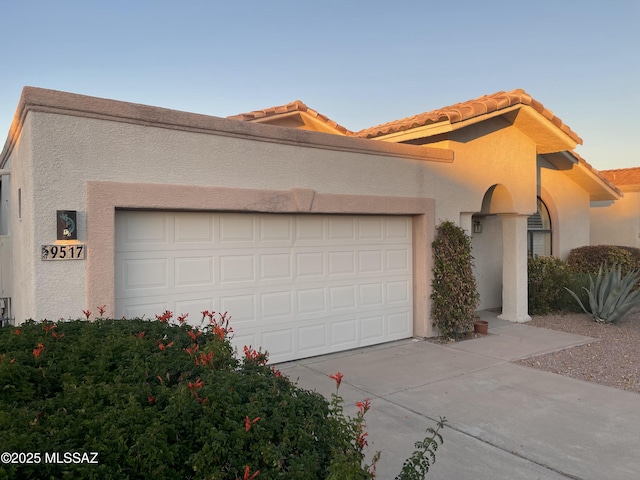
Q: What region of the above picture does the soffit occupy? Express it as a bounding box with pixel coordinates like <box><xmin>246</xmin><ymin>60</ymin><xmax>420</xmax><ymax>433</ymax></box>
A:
<box><xmin>544</xmin><ymin>151</ymin><xmax>622</xmax><ymax>201</ymax></box>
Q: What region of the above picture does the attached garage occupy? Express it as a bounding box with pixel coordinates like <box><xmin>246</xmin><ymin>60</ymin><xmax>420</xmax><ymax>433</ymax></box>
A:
<box><xmin>115</xmin><ymin>210</ymin><xmax>413</xmax><ymax>362</ymax></box>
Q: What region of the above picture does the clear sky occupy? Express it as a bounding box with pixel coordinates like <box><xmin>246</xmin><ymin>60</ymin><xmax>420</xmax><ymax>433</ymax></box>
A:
<box><xmin>1</xmin><ymin>0</ymin><xmax>638</xmax><ymax>170</ymax></box>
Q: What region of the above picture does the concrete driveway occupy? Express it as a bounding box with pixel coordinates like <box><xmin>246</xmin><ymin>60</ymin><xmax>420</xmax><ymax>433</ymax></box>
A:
<box><xmin>278</xmin><ymin>312</ymin><xmax>640</xmax><ymax>479</ymax></box>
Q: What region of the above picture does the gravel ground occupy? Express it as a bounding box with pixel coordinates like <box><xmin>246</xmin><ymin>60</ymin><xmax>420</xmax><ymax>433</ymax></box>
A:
<box><xmin>516</xmin><ymin>310</ymin><xmax>640</xmax><ymax>394</ymax></box>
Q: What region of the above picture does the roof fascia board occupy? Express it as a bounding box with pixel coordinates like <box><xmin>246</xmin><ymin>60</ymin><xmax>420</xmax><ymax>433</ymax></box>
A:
<box><xmin>1</xmin><ymin>87</ymin><xmax>453</xmax><ymax>165</ymax></box>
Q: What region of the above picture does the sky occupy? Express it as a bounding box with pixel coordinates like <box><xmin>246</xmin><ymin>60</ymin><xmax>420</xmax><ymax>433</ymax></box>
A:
<box><xmin>1</xmin><ymin>0</ymin><xmax>638</xmax><ymax>170</ymax></box>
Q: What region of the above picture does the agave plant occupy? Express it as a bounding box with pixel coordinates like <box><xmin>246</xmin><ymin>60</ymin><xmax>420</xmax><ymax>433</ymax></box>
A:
<box><xmin>565</xmin><ymin>263</ymin><xmax>640</xmax><ymax>323</ymax></box>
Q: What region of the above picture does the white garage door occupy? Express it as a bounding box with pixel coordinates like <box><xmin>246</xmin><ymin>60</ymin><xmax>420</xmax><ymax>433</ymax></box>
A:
<box><xmin>115</xmin><ymin>211</ymin><xmax>413</xmax><ymax>362</ymax></box>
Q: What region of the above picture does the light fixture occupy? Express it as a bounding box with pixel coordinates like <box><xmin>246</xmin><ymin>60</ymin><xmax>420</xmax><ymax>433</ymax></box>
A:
<box><xmin>473</xmin><ymin>219</ymin><xmax>482</xmax><ymax>234</ymax></box>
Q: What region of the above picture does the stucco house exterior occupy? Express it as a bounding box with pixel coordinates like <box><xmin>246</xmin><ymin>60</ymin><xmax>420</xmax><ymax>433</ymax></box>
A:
<box><xmin>591</xmin><ymin>167</ymin><xmax>640</xmax><ymax>247</ymax></box>
<box><xmin>0</xmin><ymin>87</ymin><xmax>620</xmax><ymax>362</ymax></box>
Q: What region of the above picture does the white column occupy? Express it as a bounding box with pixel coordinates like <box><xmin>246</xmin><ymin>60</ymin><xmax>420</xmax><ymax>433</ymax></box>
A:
<box><xmin>498</xmin><ymin>214</ymin><xmax>531</xmax><ymax>323</ymax></box>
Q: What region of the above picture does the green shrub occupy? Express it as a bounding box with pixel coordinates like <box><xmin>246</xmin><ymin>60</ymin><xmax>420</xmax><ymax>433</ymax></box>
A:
<box><xmin>566</xmin><ymin>245</ymin><xmax>640</xmax><ymax>275</ymax></box>
<box><xmin>528</xmin><ymin>256</ymin><xmax>573</xmax><ymax>315</ymax></box>
<box><xmin>431</xmin><ymin>221</ymin><xmax>480</xmax><ymax>338</ymax></box>
<box><xmin>0</xmin><ymin>313</ymin><xmax>445</xmax><ymax>480</ymax></box>
<box><xmin>0</xmin><ymin>314</ymin><xmax>379</xmax><ymax>479</ymax></box>
<box><xmin>565</xmin><ymin>264</ymin><xmax>640</xmax><ymax>323</ymax></box>
<box><xmin>557</xmin><ymin>273</ymin><xmax>592</xmax><ymax>312</ymax></box>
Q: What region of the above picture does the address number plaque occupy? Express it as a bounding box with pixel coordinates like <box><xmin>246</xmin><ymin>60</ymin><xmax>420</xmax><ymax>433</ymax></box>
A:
<box><xmin>41</xmin><ymin>244</ymin><xmax>86</xmax><ymax>261</ymax></box>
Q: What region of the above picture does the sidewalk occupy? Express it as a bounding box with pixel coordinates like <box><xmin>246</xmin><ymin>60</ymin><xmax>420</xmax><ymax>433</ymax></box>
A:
<box><xmin>279</xmin><ymin>312</ymin><xmax>640</xmax><ymax>479</ymax></box>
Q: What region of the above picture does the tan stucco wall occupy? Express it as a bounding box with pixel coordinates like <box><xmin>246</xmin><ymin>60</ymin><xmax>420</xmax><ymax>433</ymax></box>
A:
<box><xmin>6</xmin><ymin>110</ymin><xmax>446</xmax><ymax>331</ymax></box>
<box><xmin>539</xmin><ymin>160</ymin><xmax>592</xmax><ymax>259</ymax></box>
<box><xmin>590</xmin><ymin>190</ymin><xmax>640</xmax><ymax>247</ymax></box>
<box><xmin>2</xmin><ymin>90</ymin><xmax>600</xmax><ymax>329</ymax></box>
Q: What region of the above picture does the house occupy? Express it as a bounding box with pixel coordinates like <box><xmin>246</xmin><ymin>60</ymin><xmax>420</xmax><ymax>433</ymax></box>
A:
<box><xmin>591</xmin><ymin>167</ymin><xmax>640</xmax><ymax>247</ymax></box>
<box><xmin>0</xmin><ymin>87</ymin><xmax>620</xmax><ymax>362</ymax></box>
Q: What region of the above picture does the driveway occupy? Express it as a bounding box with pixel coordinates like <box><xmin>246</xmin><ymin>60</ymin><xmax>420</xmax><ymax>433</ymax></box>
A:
<box><xmin>278</xmin><ymin>312</ymin><xmax>640</xmax><ymax>479</ymax></box>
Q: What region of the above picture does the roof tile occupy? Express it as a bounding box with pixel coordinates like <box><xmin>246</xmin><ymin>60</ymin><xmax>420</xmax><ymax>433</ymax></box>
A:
<box><xmin>600</xmin><ymin>167</ymin><xmax>640</xmax><ymax>187</ymax></box>
<box><xmin>228</xmin><ymin>100</ymin><xmax>353</xmax><ymax>135</ymax></box>
<box><xmin>355</xmin><ymin>88</ymin><xmax>582</xmax><ymax>144</ymax></box>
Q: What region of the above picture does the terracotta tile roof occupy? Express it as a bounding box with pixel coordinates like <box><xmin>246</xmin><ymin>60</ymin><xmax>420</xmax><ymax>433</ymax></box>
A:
<box><xmin>600</xmin><ymin>167</ymin><xmax>640</xmax><ymax>187</ymax></box>
<box><xmin>355</xmin><ymin>89</ymin><xmax>583</xmax><ymax>144</ymax></box>
<box><xmin>228</xmin><ymin>100</ymin><xmax>353</xmax><ymax>136</ymax></box>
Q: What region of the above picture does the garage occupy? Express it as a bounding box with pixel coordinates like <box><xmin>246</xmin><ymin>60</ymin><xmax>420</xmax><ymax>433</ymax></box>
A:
<box><xmin>115</xmin><ymin>210</ymin><xmax>413</xmax><ymax>362</ymax></box>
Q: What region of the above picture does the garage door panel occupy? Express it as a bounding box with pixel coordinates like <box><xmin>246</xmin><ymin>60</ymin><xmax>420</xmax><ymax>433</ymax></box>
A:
<box><xmin>259</xmin><ymin>253</ymin><xmax>293</xmax><ymax>281</ymax></box>
<box><xmin>295</xmin><ymin>252</ymin><xmax>325</xmax><ymax>277</ymax></box>
<box><xmin>116</xmin><ymin>211</ymin><xmax>413</xmax><ymax>362</ymax></box>
<box><xmin>386</xmin><ymin>249</ymin><xmax>410</xmax><ymax>272</ymax></box>
<box><xmin>328</xmin><ymin>251</ymin><xmax>356</xmax><ymax>275</ymax></box>
<box><xmin>388</xmin><ymin>311</ymin><xmax>412</xmax><ymax>336</ymax></box>
<box><xmin>298</xmin><ymin>324</ymin><xmax>328</xmax><ymax>353</ymax></box>
<box><xmin>219</xmin><ymin>214</ymin><xmax>256</xmax><ymax>243</ymax></box>
<box><xmin>261</xmin><ymin>329</ymin><xmax>295</xmax><ymax>358</ymax></box>
<box><xmin>219</xmin><ymin>293</ymin><xmax>256</xmax><ymax>322</ymax></box>
<box><xmin>122</xmin><ymin>258</ymin><xmax>168</xmax><ymax>290</ymax></box>
<box><xmin>386</xmin><ymin>217</ymin><xmax>412</xmax><ymax>239</ymax></box>
<box><xmin>260</xmin><ymin>290</ymin><xmax>293</xmax><ymax>319</ymax></box>
<box><xmin>330</xmin><ymin>318</ymin><xmax>358</xmax><ymax>348</ymax></box>
<box><xmin>259</xmin><ymin>216</ymin><xmax>293</xmax><ymax>243</ymax></box>
<box><xmin>118</xmin><ymin>211</ymin><xmax>169</xmax><ymax>245</ymax></box>
<box><xmin>328</xmin><ymin>217</ymin><xmax>356</xmax><ymax>241</ymax></box>
<box><xmin>219</xmin><ymin>255</ymin><xmax>255</xmax><ymax>283</ymax></box>
<box><xmin>175</xmin><ymin>256</ymin><xmax>215</xmax><ymax>286</ymax></box>
<box><xmin>175</xmin><ymin>213</ymin><xmax>214</xmax><ymax>242</ymax></box>
<box><xmin>357</xmin><ymin>217</ymin><xmax>384</xmax><ymax>240</ymax></box>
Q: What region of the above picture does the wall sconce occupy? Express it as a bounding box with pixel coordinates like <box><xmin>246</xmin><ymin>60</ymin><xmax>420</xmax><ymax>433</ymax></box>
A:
<box><xmin>473</xmin><ymin>220</ymin><xmax>482</xmax><ymax>234</ymax></box>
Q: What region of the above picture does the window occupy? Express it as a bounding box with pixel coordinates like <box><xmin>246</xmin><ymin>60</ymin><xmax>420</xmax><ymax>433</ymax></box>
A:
<box><xmin>528</xmin><ymin>197</ymin><xmax>551</xmax><ymax>257</ymax></box>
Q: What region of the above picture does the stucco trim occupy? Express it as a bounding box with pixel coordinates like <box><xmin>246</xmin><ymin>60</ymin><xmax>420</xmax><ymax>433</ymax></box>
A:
<box><xmin>86</xmin><ymin>181</ymin><xmax>436</xmax><ymax>337</ymax></box>
<box><xmin>1</xmin><ymin>87</ymin><xmax>454</xmax><ymax>166</ymax></box>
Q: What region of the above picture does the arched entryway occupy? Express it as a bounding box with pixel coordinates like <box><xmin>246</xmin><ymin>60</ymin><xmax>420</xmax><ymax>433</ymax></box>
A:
<box><xmin>471</xmin><ymin>184</ymin><xmax>531</xmax><ymax>322</ymax></box>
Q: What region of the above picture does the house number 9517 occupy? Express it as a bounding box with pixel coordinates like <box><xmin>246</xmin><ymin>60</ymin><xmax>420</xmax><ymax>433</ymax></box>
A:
<box><xmin>41</xmin><ymin>244</ymin><xmax>86</xmax><ymax>261</ymax></box>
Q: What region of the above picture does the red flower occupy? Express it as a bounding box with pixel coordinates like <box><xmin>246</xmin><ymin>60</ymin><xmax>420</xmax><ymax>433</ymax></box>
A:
<box><xmin>13</xmin><ymin>328</ymin><xmax>20</xmax><ymax>335</ymax></box>
<box><xmin>356</xmin><ymin>398</ymin><xmax>371</xmax><ymax>415</ymax></box>
<box><xmin>356</xmin><ymin>431</ymin><xmax>369</xmax><ymax>450</ymax></box>
<box><xmin>51</xmin><ymin>331</ymin><xmax>65</xmax><ymax>340</ymax></box>
<box><xmin>97</xmin><ymin>305</ymin><xmax>107</xmax><ymax>316</ymax></box>
<box><xmin>243</xmin><ymin>345</ymin><xmax>268</xmax><ymax>365</ymax></box>
<box><xmin>240</xmin><ymin>465</ymin><xmax>260</xmax><ymax>480</ymax></box>
<box><xmin>135</xmin><ymin>331</ymin><xmax>145</xmax><ymax>339</ymax></box>
<box><xmin>147</xmin><ymin>395</ymin><xmax>155</xmax><ymax>404</ymax></box>
<box><xmin>187</xmin><ymin>330</ymin><xmax>202</xmax><ymax>341</ymax></box>
<box><xmin>158</xmin><ymin>340</ymin><xmax>174</xmax><ymax>351</ymax></box>
<box><xmin>155</xmin><ymin>310</ymin><xmax>173</xmax><ymax>323</ymax></box>
<box><xmin>43</xmin><ymin>323</ymin><xmax>56</xmax><ymax>333</ymax></box>
<box><xmin>195</xmin><ymin>351</ymin><xmax>213</xmax><ymax>367</ymax></box>
<box><xmin>244</xmin><ymin>416</ymin><xmax>261</xmax><ymax>432</ymax></box>
<box><xmin>188</xmin><ymin>378</ymin><xmax>204</xmax><ymax>393</ymax></box>
<box><xmin>330</xmin><ymin>372</ymin><xmax>344</xmax><ymax>388</ymax></box>
<box><xmin>185</xmin><ymin>344</ymin><xmax>200</xmax><ymax>356</ymax></box>
<box><xmin>82</xmin><ymin>310</ymin><xmax>91</xmax><ymax>319</ymax></box>
<box><xmin>271</xmin><ymin>367</ymin><xmax>282</xmax><ymax>378</ymax></box>
<box><xmin>32</xmin><ymin>343</ymin><xmax>45</xmax><ymax>359</ymax></box>
<box><xmin>177</xmin><ymin>313</ymin><xmax>188</xmax><ymax>324</ymax></box>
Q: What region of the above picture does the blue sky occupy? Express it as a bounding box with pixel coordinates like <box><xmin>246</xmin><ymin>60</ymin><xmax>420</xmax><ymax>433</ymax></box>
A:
<box><xmin>1</xmin><ymin>0</ymin><xmax>638</xmax><ymax>169</ymax></box>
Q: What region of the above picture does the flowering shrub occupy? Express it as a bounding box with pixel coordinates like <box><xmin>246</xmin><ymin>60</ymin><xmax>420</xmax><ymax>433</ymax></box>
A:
<box><xmin>0</xmin><ymin>313</ymin><xmax>376</xmax><ymax>479</ymax></box>
<box><xmin>0</xmin><ymin>310</ymin><xmax>446</xmax><ymax>479</ymax></box>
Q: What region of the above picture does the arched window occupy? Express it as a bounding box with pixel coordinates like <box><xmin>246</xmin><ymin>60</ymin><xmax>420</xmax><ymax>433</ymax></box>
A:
<box><xmin>528</xmin><ymin>197</ymin><xmax>552</xmax><ymax>257</ymax></box>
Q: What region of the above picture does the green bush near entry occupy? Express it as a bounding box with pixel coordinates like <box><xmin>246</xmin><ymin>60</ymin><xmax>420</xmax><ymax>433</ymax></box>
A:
<box><xmin>431</xmin><ymin>221</ymin><xmax>480</xmax><ymax>338</ymax></box>
<box><xmin>528</xmin><ymin>256</ymin><xmax>572</xmax><ymax>315</ymax></box>
<box><xmin>566</xmin><ymin>245</ymin><xmax>640</xmax><ymax>275</ymax></box>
